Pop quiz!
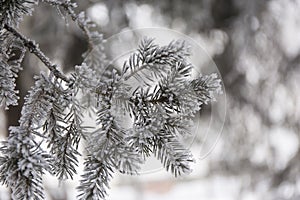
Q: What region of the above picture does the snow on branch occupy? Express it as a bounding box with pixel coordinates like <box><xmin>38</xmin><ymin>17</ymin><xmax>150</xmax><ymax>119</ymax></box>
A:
<box><xmin>4</xmin><ymin>24</ymin><xmax>70</xmax><ymax>83</ymax></box>
<box><xmin>75</xmin><ymin>38</ymin><xmax>222</xmax><ymax>199</ymax></box>
<box><xmin>0</xmin><ymin>3</ymin><xmax>222</xmax><ymax>197</ymax></box>
<box><xmin>0</xmin><ymin>0</ymin><xmax>37</xmax><ymax>27</ymax></box>
<box><xmin>0</xmin><ymin>30</ymin><xmax>25</xmax><ymax>109</ymax></box>
<box><xmin>0</xmin><ymin>73</ymin><xmax>55</xmax><ymax>200</ymax></box>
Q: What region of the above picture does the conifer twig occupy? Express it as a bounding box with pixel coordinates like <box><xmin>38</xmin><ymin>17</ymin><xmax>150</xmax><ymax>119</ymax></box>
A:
<box><xmin>43</xmin><ymin>0</ymin><xmax>93</xmax><ymax>48</ymax></box>
<box><xmin>4</xmin><ymin>24</ymin><xmax>70</xmax><ymax>83</ymax></box>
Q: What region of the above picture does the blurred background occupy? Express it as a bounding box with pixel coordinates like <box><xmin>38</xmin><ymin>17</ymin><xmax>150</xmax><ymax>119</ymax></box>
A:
<box><xmin>1</xmin><ymin>0</ymin><xmax>300</xmax><ymax>199</ymax></box>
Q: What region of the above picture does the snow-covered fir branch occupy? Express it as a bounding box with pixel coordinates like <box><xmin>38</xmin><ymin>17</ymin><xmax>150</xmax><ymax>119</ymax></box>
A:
<box><xmin>4</xmin><ymin>24</ymin><xmax>70</xmax><ymax>83</ymax></box>
<box><xmin>77</xmin><ymin>156</ymin><xmax>114</xmax><ymax>200</ymax></box>
<box><xmin>44</xmin><ymin>0</ymin><xmax>108</xmax><ymax>73</ymax></box>
<box><xmin>0</xmin><ymin>30</ymin><xmax>25</xmax><ymax>109</ymax></box>
<box><xmin>0</xmin><ymin>74</ymin><xmax>55</xmax><ymax>200</ymax></box>
<box><xmin>75</xmin><ymin>38</ymin><xmax>221</xmax><ymax>199</ymax></box>
<box><xmin>0</xmin><ymin>0</ymin><xmax>37</xmax><ymax>27</ymax></box>
<box><xmin>1</xmin><ymin>0</ymin><xmax>106</xmax><ymax>110</ymax></box>
<box><xmin>43</xmin><ymin>78</ymin><xmax>84</xmax><ymax>180</ymax></box>
<box><xmin>0</xmin><ymin>1</ymin><xmax>222</xmax><ymax>199</ymax></box>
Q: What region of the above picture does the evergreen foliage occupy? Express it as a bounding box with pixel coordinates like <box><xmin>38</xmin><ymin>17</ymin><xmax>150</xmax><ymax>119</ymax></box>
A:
<box><xmin>0</xmin><ymin>0</ymin><xmax>222</xmax><ymax>199</ymax></box>
<box><xmin>0</xmin><ymin>0</ymin><xmax>37</xmax><ymax>27</ymax></box>
<box><xmin>0</xmin><ymin>30</ymin><xmax>25</xmax><ymax>109</ymax></box>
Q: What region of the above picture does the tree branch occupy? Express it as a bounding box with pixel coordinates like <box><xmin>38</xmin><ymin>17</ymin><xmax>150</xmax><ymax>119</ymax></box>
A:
<box><xmin>123</xmin><ymin>64</ymin><xmax>149</xmax><ymax>81</ymax></box>
<box><xmin>4</xmin><ymin>24</ymin><xmax>70</xmax><ymax>83</ymax></box>
<box><xmin>43</xmin><ymin>0</ymin><xmax>93</xmax><ymax>48</ymax></box>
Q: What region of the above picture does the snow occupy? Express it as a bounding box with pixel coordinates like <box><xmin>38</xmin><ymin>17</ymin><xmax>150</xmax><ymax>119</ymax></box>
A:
<box><xmin>108</xmin><ymin>175</ymin><xmax>247</xmax><ymax>200</ymax></box>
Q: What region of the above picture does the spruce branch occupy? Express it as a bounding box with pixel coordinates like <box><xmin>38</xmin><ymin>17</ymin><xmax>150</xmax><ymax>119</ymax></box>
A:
<box><xmin>116</xmin><ymin>38</ymin><xmax>221</xmax><ymax>177</ymax></box>
<box><xmin>44</xmin><ymin>0</ymin><xmax>109</xmax><ymax>77</ymax></box>
<box><xmin>0</xmin><ymin>126</ymin><xmax>50</xmax><ymax>200</ymax></box>
<box><xmin>77</xmin><ymin>156</ymin><xmax>114</xmax><ymax>200</ymax></box>
<box><xmin>153</xmin><ymin>130</ymin><xmax>194</xmax><ymax>177</ymax></box>
<box><xmin>88</xmin><ymin>73</ymin><xmax>143</xmax><ymax>173</ymax></box>
<box><xmin>0</xmin><ymin>30</ymin><xmax>26</xmax><ymax>109</ymax></box>
<box><xmin>1</xmin><ymin>22</ymin><xmax>222</xmax><ymax>199</ymax></box>
<box><xmin>49</xmin><ymin>118</ymin><xmax>81</xmax><ymax>180</ymax></box>
<box><xmin>3</xmin><ymin>24</ymin><xmax>70</xmax><ymax>83</ymax></box>
<box><xmin>0</xmin><ymin>0</ymin><xmax>37</xmax><ymax>27</ymax></box>
<box><xmin>43</xmin><ymin>0</ymin><xmax>88</xmax><ymax>35</ymax></box>
<box><xmin>43</xmin><ymin>0</ymin><xmax>99</xmax><ymax>48</ymax></box>
<box><xmin>0</xmin><ymin>74</ymin><xmax>56</xmax><ymax>200</ymax></box>
<box><xmin>42</xmin><ymin>78</ymin><xmax>84</xmax><ymax>180</ymax></box>
<box><xmin>122</xmin><ymin>38</ymin><xmax>191</xmax><ymax>82</ymax></box>
<box><xmin>0</xmin><ymin>60</ymin><xmax>19</xmax><ymax>109</ymax></box>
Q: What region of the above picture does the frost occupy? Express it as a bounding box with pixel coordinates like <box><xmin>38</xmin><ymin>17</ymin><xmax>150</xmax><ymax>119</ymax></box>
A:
<box><xmin>0</xmin><ymin>60</ymin><xmax>19</xmax><ymax>109</ymax></box>
<box><xmin>0</xmin><ymin>30</ymin><xmax>25</xmax><ymax>109</ymax></box>
<box><xmin>77</xmin><ymin>38</ymin><xmax>221</xmax><ymax>199</ymax></box>
<box><xmin>0</xmin><ymin>4</ymin><xmax>222</xmax><ymax>197</ymax></box>
<box><xmin>0</xmin><ymin>0</ymin><xmax>37</xmax><ymax>27</ymax></box>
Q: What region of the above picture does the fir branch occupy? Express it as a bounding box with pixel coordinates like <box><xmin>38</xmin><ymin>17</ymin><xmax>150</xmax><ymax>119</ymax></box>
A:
<box><xmin>126</xmin><ymin>124</ymin><xmax>155</xmax><ymax>158</ymax></box>
<box><xmin>79</xmin><ymin>110</ymin><xmax>140</xmax><ymax>199</ymax></box>
<box><xmin>0</xmin><ymin>73</ymin><xmax>65</xmax><ymax>199</ymax></box>
<box><xmin>73</xmin><ymin>63</ymin><xmax>99</xmax><ymax>92</ymax></box>
<box><xmin>0</xmin><ymin>59</ymin><xmax>20</xmax><ymax>109</ymax></box>
<box><xmin>122</xmin><ymin>38</ymin><xmax>191</xmax><ymax>81</ymax></box>
<box><xmin>49</xmin><ymin>119</ymin><xmax>81</xmax><ymax>180</ymax></box>
<box><xmin>44</xmin><ymin>0</ymin><xmax>108</xmax><ymax>75</ymax></box>
<box><xmin>153</xmin><ymin>130</ymin><xmax>194</xmax><ymax>177</ymax></box>
<box><xmin>57</xmin><ymin>1</ymin><xmax>92</xmax><ymax>45</ymax></box>
<box><xmin>157</xmin><ymin>63</ymin><xmax>200</xmax><ymax>116</ymax></box>
<box><xmin>0</xmin><ymin>126</ymin><xmax>50</xmax><ymax>200</ymax></box>
<box><xmin>0</xmin><ymin>30</ymin><xmax>25</xmax><ymax>109</ymax></box>
<box><xmin>89</xmin><ymin>105</ymin><xmax>142</xmax><ymax>174</ymax></box>
<box><xmin>126</xmin><ymin>91</ymin><xmax>165</xmax><ymax>158</ymax></box>
<box><xmin>43</xmin><ymin>79</ymin><xmax>84</xmax><ymax>180</ymax></box>
<box><xmin>45</xmin><ymin>99</ymin><xmax>83</xmax><ymax>180</ymax></box>
<box><xmin>190</xmin><ymin>73</ymin><xmax>222</xmax><ymax>104</ymax></box>
<box><xmin>84</xmin><ymin>72</ymin><xmax>143</xmax><ymax>174</ymax></box>
<box><xmin>0</xmin><ymin>0</ymin><xmax>37</xmax><ymax>27</ymax></box>
<box><xmin>43</xmin><ymin>0</ymin><xmax>98</xmax><ymax>48</ymax></box>
<box><xmin>0</xmin><ymin>34</ymin><xmax>222</xmax><ymax>199</ymax></box>
<box><xmin>72</xmin><ymin>63</ymin><xmax>100</xmax><ymax>112</ymax></box>
<box><xmin>119</xmin><ymin>39</ymin><xmax>221</xmax><ymax>177</ymax></box>
<box><xmin>77</xmin><ymin>156</ymin><xmax>114</xmax><ymax>200</ymax></box>
<box><xmin>43</xmin><ymin>0</ymin><xmax>88</xmax><ymax>36</ymax></box>
<box><xmin>19</xmin><ymin>73</ymin><xmax>56</xmax><ymax>129</ymax></box>
<box><xmin>3</xmin><ymin>24</ymin><xmax>70</xmax><ymax>82</ymax></box>
<box><xmin>164</xmin><ymin>116</ymin><xmax>193</xmax><ymax>137</ymax></box>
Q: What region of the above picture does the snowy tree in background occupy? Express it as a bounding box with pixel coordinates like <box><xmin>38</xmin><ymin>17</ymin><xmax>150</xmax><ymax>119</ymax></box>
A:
<box><xmin>0</xmin><ymin>0</ymin><xmax>221</xmax><ymax>199</ymax></box>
